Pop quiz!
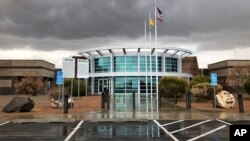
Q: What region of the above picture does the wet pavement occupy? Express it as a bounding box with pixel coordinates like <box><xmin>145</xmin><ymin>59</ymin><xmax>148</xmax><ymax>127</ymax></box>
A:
<box><xmin>1</xmin><ymin>120</ymin><xmax>250</xmax><ymax>141</ymax></box>
<box><xmin>0</xmin><ymin>122</ymin><xmax>76</xmax><ymax>141</ymax></box>
<box><xmin>1</xmin><ymin>101</ymin><xmax>250</xmax><ymax>141</ymax></box>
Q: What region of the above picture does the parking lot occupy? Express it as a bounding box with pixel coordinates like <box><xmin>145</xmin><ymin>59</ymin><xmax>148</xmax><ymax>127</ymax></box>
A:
<box><xmin>1</xmin><ymin>119</ymin><xmax>249</xmax><ymax>141</ymax></box>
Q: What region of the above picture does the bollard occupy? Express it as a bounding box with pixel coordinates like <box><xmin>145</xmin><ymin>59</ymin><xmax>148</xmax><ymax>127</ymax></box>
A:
<box><xmin>185</xmin><ymin>91</ymin><xmax>189</xmax><ymax>110</ymax></box>
<box><xmin>185</xmin><ymin>90</ymin><xmax>191</xmax><ymax>110</ymax></box>
<box><xmin>63</xmin><ymin>125</ymin><xmax>68</xmax><ymax>136</ymax></box>
<box><xmin>101</xmin><ymin>92</ymin><xmax>105</xmax><ymax>109</ymax></box>
<box><xmin>174</xmin><ymin>90</ymin><xmax>177</xmax><ymax>104</ymax></box>
<box><xmin>188</xmin><ymin>91</ymin><xmax>191</xmax><ymax>109</ymax></box>
<box><xmin>159</xmin><ymin>95</ymin><xmax>161</xmax><ymax>109</ymax></box>
<box><xmin>106</xmin><ymin>93</ymin><xmax>110</xmax><ymax>110</ymax></box>
<box><xmin>64</xmin><ymin>94</ymin><xmax>68</xmax><ymax>114</ymax></box>
<box><xmin>213</xmin><ymin>86</ymin><xmax>217</xmax><ymax>108</ymax></box>
<box><xmin>132</xmin><ymin>91</ymin><xmax>136</xmax><ymax>110</ymax></box>
<box><xmin>238</xmin><ymin>93</ymin><xmax>244</xmax><ymax>113</ymax></box>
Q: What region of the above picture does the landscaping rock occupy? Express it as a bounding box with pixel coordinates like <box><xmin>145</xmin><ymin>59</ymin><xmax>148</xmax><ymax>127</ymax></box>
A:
<box><xmin>50</xmin><ymin>98</ymin><xmax>63</xmax><ymax>108</ymax></box>
<box><xmin>216</xmin><ymin>91</ymin><xmax>235</xmax><ymax>108</ymax></box>
<box><xmin>50</xmin><ymin>97</ymin><xmax>74</xmax><ymax>108</ymax></box>
<box><xmin>2</xmin><ymin>96</ymin><xmax>35</xmax><ymax>113</ymax></box>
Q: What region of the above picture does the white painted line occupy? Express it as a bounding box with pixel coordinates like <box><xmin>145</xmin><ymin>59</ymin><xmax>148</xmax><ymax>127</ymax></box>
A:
<box><xmin>170</xmin><ymin>120</ymin><xmax>211</xmax><ymax>134</ymax></box>
<box><xmin>64</xmin><ymin>120</ymin><xmax>84</xmax><ymax>141</ymax></box>
<box><xmin>0</xmin><ymin>121</ymin><xmax>10</xmax><ymax>126</ymax></box>
<box><xmin>187</xmin><ymin>125</ymin><xmax>227</xmax><ymax>141</ymax></box>
<box><xmin>153</xmin><ymin>120</ymin><xmax>179</xmax><ymax>141</ymax></box>
<box><xmin>216</xmin><ymin>119</ymin><xmax>232</xmax><ymax>125</ymax></box>
<box><xmin>162</xmin><ymin>120</ymin><xmax>184</xmax><ymax>127</ymax></box>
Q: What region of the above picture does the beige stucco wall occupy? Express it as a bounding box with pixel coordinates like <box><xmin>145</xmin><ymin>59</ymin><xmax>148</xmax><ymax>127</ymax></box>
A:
<box><xmin>0</xmin><ymin>60</ymin><xmax>55</xmax><ymax>78</ymax></box>
<box><xmin>0</xmin><ymin>60</ymin><xmax>54</xmax><ymax>70</ymax></box>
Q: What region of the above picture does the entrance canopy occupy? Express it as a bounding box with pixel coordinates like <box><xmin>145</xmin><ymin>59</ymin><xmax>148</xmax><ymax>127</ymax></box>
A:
<box><xmin>79</xmin><ymin>46</ymin><xmax>192</xmax><ymax>58</ymax></box>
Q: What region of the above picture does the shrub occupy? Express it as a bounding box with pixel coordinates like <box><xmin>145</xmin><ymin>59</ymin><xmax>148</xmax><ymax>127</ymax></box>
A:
<box><xmin>64</xmin><ymin>79</ymin><xmax>90</xmax><ymax>97</ymax></box>
<box><xmin>191</xmin><ymin>83</ymin><xmax>222</xmax><ymax>102</ymax></box>
<box><xmin>244</xmin><ymin>79</ymin><xmax>250</xmax><ymax>94</ymax></box>
<box><xmin>190</xmin><ymin>76</ymin><xmax>210</xmax><ymax>87</ymax></box>
<box><xmin>15</xmin><ymin>76</ymin><xmax>45</xmax><ymax>96</ymax></box>
<box><xmin>159</xmin><ymin>77</ymin><xmax>188</xmax><ymax>98</ymax></box>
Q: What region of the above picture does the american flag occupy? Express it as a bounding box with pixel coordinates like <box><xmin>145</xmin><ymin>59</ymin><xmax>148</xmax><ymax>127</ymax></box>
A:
<box><xmin>157</xmin><ymin>7</ymin><xmax>163</xmax><ymax>23</ymax></box>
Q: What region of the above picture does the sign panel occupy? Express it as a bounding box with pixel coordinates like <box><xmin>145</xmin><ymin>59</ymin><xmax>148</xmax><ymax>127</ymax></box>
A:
<box><xmin>56</xmin><ymin>71</ymin><xmax>63</xmax><ymax>85</ymax></box>
<box><xmin>77</xmin><ymin>59</ymin><xmax>89</xmax><ymax>78</ymax></box>
<box><xmin>211</xmin><ymin>73</ymin><xmax>217</xmax><ymax>86</ymax></box>
<box><xmin>62</xmin><ymin>58</ymin><xmax>75</xmax><ymax>78</ymax></box>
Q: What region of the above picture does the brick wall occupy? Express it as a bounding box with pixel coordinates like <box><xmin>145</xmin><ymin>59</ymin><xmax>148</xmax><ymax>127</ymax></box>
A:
<box><xmin>182</xmin><ymin>57</ymin><xmax>201</xmax><ymax>76</ymax></box>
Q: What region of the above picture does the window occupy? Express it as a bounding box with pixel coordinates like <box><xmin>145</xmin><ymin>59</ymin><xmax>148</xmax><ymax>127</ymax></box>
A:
<box><xmin>94</xmin><ymin>57</ymin><xmax>111</xmax><ymax>73</ymax></box>
<box><xmin>165</xmin><ymin>57</ymin><xmax>178</xmax><ymax>72</ymax></box>
<box><xmin>114</xmin><ymin>56</ymin><xmax>137</xmax><ymax>72</ymax></box>
<box><xmin>140</xmin><ymin>56</ymin><xmax>161</xmax><ymax>72</ymax></box>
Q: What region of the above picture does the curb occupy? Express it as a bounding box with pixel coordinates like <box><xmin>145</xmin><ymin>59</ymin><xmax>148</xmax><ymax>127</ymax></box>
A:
<box><xmin>13</xmin><ymin>118</ymin><xmax>75</xmax><ymax>123</ymax></box>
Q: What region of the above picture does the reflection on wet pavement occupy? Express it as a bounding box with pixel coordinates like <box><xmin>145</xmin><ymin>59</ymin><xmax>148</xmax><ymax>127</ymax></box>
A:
<box><xmin>0</xmin><ymin>120</ymin><xmax>250</xmax><ymax>141</ymax></box>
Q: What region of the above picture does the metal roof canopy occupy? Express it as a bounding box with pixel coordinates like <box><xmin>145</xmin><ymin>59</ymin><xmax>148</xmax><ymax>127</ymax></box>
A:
<box><xmin>79</xmin><ymin>46</ymin><xmax>192</xmax><ymax>58</ymax></box>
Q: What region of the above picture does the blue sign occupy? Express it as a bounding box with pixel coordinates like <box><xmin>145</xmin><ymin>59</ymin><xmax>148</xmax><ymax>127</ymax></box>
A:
<box><xmin>56</xmin><ymin>71</ymin><xmax>63</xmax><ymax>85</ymax></box>
<box><xmin>211</xmin><ymin>73</ymin><xmax>217</xmax><ymax>86</ymax></box>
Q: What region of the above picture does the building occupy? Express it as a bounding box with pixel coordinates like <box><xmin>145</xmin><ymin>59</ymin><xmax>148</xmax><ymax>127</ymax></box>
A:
<box><xmin>208</xmin><ymin>60</ymin><xmax>250</xmax><ymax>92</ymax></box>
<box><xmin>182</xmin><ymin>57</ymin><xmax>201</xmax><ymax>76</ymax></box>
<box><xmin>182</xmin><ymin>56</ymin><xmax>209</xmax><ymax>77</ymax></box>
<box><xmin>0</xmin><ymin>60</ymin><xmax>55</xmax><ymax>95</ymax></box>
<box><xmin>79</xmin><ymin>46</ymin><xmax>193</xmax><ymax>110</ymax></box>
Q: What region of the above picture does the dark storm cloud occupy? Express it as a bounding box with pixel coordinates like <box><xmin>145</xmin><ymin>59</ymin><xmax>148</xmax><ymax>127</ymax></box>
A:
<box><xmin>0</xmin><ymin>0</ymin><xmax>250</xmax><ymax>51</ymax></box>
<box><xmin>0</xmin><ymin>0</ymin><xmax>153</xmax><ymax>39</ymax></box>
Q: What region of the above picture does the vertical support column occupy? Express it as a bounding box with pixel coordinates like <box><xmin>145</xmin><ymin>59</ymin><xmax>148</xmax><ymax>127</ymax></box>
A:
<box><xmin>110</xmin><ymin>54</ymin><xmax>113</xmax><ymax>73</ymax></box>
<box><xmin>111</xmin><ymin>77</ymin><xmax>114</xmax><ymax>110</ymax></box>
<box><xmin>178</xmin><ymin>56</ymin><xmax>182</xmax><ymax>73</ymax></box>
<box><xmin>138</xmin><ymin>76</ymin><xmax>140</xmax><ymax>108</ymax></box>
<box><xmin>162</xmin><ymin>54</ymin><xmax>165</xmax><ymax>72</ymax></box>
<box><xmin>138</xmin><ymin>54</ymin><xmax>141</xmax><ymax>109</ymax></box>
<box><xmin>91</xmin><ymin>78</ymin><xmax>94</xmax><ymax>94</ymax></box>
<box><xmin>91</xmin><ymin>57</ymin><xmax>95</xmax><ymax>73</ymax></box>
<box><xmin>90</xmin><ymin>57</ymin><xmax>95</xmax><ymax>94</ymax></box>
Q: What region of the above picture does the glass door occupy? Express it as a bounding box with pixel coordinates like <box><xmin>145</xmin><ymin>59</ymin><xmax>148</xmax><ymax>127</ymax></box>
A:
<box><xmin>98</xmin><ymin>79</ymin><xmax>111</xmax><ymax>94</ymax></box>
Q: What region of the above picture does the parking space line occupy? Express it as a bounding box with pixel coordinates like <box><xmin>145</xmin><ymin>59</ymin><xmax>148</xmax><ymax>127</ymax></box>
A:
<box><xmin>187</xmin><ymin>125</ymin><xmax>227</xmax><ymax>141</ymax></box>
<box><xmin>0</xmin><ymin>121</ymin><xmax>10</xmax><ymax>126</ymax></box>
<box><xmin>162</xmin><ymin>120</ymin><xmax>184</xmax><ymax>127</ymax></box>
<box><xmin>153</xmin><ymin>120</ymin><xmax>179</xmax><ymax>141</ymax></box>
<box><xmin>216</xmin><ymin>119</ymin><xmax>232</xmax><ymax>125</ymax></box>
<box><xmin>170</xmin><ymin>120</ymin><xmax>211</xmax><ymax>134</ymax></box>
<box><xmin>64</xmin><ymin>120</ymin><xmax>84</xmax><ymax>141</ymax></box>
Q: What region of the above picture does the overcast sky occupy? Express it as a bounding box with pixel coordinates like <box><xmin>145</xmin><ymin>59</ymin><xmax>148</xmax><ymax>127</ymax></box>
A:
<box><xmin>0</xmin><ymin>0</ymin><xmax>250</xmax><ymax>68</ymax></box>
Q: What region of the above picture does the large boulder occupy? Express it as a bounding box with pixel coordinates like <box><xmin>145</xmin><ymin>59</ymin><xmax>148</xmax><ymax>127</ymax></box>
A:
<box><xmin>3</xmin><ymin>96</ymin><xmax>35</xmax><ymax>113</ymax></box>
<box><xmin>216</xmin><ymin>91</ymin><xmax>235</xmax><ymax>109</ymax></box>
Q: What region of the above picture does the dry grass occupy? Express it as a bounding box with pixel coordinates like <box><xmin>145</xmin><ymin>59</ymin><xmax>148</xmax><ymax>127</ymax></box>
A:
<box><xmin>176</xmin><ymin>99</ymin><xmax>250</xmax><ymax>113</ymax></box>
<box><xmin>0</xmin><ymin>94</ymin><xmax>101</xmax><ymax>115</ymax></box>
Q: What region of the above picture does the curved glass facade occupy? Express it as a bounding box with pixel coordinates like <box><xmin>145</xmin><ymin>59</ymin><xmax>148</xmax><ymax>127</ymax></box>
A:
<box><xmin>91</xmin><ymin>55</ymin><xmax>181</xmax><ymax>110</ymax></box>
<box><xmin>94</xmin><ymin>56</ymin><xmax>178</xmax><ymax>73</ymax></box>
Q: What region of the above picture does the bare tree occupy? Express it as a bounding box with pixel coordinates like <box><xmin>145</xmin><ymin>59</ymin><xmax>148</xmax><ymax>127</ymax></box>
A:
<box><xmin>15</xmin><ymin>76</ymin><xmax>45</xmax><ymax>96</ymax></box>
<box><xmin>228</xmin><ymin>65</ymin><xmax>250</xmax><ymax>92</ymax></box>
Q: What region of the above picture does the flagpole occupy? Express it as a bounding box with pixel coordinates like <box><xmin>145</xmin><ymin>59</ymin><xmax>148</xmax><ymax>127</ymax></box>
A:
<box><xmin>149</xmin><ymin>11</ymin><xmax>153</xmax><ymax>113</ymax></box>
<box><xmin>148</xmin><ymin>11</ymin><xmax>153</xmax><ymax>112</ymax></box>
<box><xmin>144</xmin><ymin>20</ymin><xmax>148</xmax><ymax>113</ymax></box>
<box><xmin>154</xmin><ymin>0</ymin><xmax>159</xmax><ymax>113</ymax></box>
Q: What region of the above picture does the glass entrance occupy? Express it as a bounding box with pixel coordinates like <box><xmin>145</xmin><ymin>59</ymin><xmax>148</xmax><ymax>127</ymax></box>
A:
<box><xmin>98</xmin><ymin>79</ymin><xmax>111</xmax><ymax>94</ymax></box>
